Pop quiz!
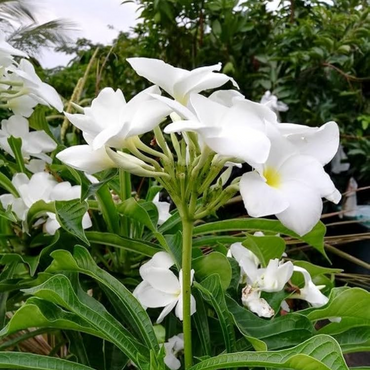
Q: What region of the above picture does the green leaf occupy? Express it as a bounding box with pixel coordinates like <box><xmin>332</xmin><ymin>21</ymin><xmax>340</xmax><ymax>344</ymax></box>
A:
<box><xmin>7</xmin><ymin>137</ymin><xmax>26</xmax><ymax>173</ymax></box>
<box><xmin>193</xmin><ymin>219</ymin><xmax>327</xmax><ymax>257</ymax></box>
<box><xmin>0</xmin><ymin>254</ymin><xmax>39</xmax><ymax>276</ymax></box>
<box><xmin>96</xmin><ymin>185</ymin><xmax>119</xmax><ymax>234</ymax></box>
<box><xmin>0</xmin><ymin>352</ymin><xmax>96</xmax><ymax>369</ymax></box>
<box><xmin>188</xmin><ymin>335</ymin><xmax>348</xmax><ymax>370</ymax></box>
<box><xmin>0</xmin><ymin>297</ymin><xmax>103</xmax><ymax>339</ymax></box>
<box><xmin>23</xmin><ymin>274</ymin><xmax>149</xmax><ymax>365</ymax></box>
<box><xmin>0</xmin><ymin>172</ymin><xmax>19</xmax><ymax>197</ymax></box>
<box><xmin>304</xmin><ymin>288</ymin><xmax>370</xmax><ymax>335</ymax></box>
<box><xmin>226</xmin><ymin>296</ymin><xmax>314</xmax><ymax>350</ymax></box>
<box><xmin>26</xmin><ymin>199</ymin><xmax>55</xmax><ymax>226</ymax></box>
<box><xmin>118</xmin><ymin>197</ymin><xmax>157</xmax><ymax>232</ymax></box>
<box><xmin>55</xmin><ymin>199</ymin><xmax>89</xmax><ymax>245</ymax></box>
<box><xmin>47</xmin><ymin>246</ymin><xmax>159</xmax><ymax>352</ymax></box>
<box><xmin>292</xmin><ymin>261</ymin><xmax>341</xmax><ymax>286</ymax></box>
<box><xmin>333</xmin><ymin>326</ymin><xmax>370</xmax><ymax>353</ymax></box>
<box><xmin>0</xmin><ymin>209</ymin><xmax>17</xmax><ymax>222</ymax></box>
<box><xmin>193</xmin><ymin>252</ymin><xmax>232</xmax><ymax>290</ymax></box>
<box><xmin>242</xmin><ymin>234</ymin><xmax>285</xmax><ymax>267</ymax></box>
<box><xmin>192</xmin><ymin>289</ymin><xmax>212</xmax><ymax>356</ymax></box>
<box><xmin>194</xmin><ymin>275</ymin><xmax>236</xmax><ymax>353</ymax></box>
<box><xmin>86</xmin><ymin>231</ymin><xmax>160</xmax><ymax>257</ymax></box>
<box><xmin>29</xmin><ymin>106</ymin><xmax>55</xmax><ymax>138</ymax></box>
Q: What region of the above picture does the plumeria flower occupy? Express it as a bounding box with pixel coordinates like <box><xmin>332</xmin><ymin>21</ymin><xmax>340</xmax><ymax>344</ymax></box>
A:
<box><xmin>44</xmin><ymin>181</ymin><xmax>92</xmax><ymax>235</ymax></box>
<box><xmin>227</xmin><ymin>242</ymin><xmax>260</xmax><ymax>283</ymax></box>
<box><xmin>163</xmin><ymin>334</ymin><xmax>184</xmax><ymax>370</ymax></box>
<box><xmin>240</xmin><ymin>124</ymin><xmax>341</xmax><ymax>236</ymax></box>
<box><xmin>278</xmin><ymin>120</ymin><xmax>339</xmax><ymax>166</ymax></box>
<box><xmin>64</xmin><ymin>86</ymin><xmax>171</xmax><ymax>150</ymax></box>
<box><xmin>0</xmin><ymin>172</ymin><xmax>91</xmax><ymax>235</ymax></box>
<box><xmin>25</xmin><ymin>159</ymin><xmax>47</xmax><ymax>173</ymax></box>
<box><xmin>56</xmin><ymin>145</ymin><xmax>117</xmax><ymax>174</ymax></box>
<box><xmin>5</xmin><ymin>95</ymin><xmax>37</xmax><ymax>117</ymax></box>
<box><xmin>0</xmin><ymin>31</ymin><xmax>28</xmax><ymax>67</ymax></box>
<box><xmin>127</xmin><ymin>57</ymin><xmax>238</xmax><ymax>105</ymax></box>
<box><xmin>7</xmin><ymin>59</ymin><xmax>63</xmax><ymax>112</ymax></box>
<box><xmin>153</xmin><ymin>193</ymin><xmax>171</xmax><ymax>225</ymax></box>
<box><xmin>164</xmin><ymin>93</ymin><xmax>272</xmax><ymax>165</ymax></box>
<box><xmin>292</xmin><ymin>266</ymin><xmax>328</xmax><ymax>307</ymax></box>
<box><xmin>133</xmin><ymin>252</ymin><xmax>196</xmax><ymax>323</ymax></box>
<box><xmin>0</xmin><ymin>115</ymin><xmax>56</xmax><ymax>162</ymax></box>
<box><xmin>0</xmin><ymin>172</ymin><xmax>57</xmax><ymax>222</ymax></box>
<box><xmin>241</xmin><ymin>285</ymin><xmax>274</xmax><ymax>318</ymax></box>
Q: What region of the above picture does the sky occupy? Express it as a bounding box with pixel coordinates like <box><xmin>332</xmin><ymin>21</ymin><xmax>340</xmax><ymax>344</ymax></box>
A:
<box><xmin>34</xmin><ymin>0</ymin><xmax>139</xmax><ymax>68</ymax></box>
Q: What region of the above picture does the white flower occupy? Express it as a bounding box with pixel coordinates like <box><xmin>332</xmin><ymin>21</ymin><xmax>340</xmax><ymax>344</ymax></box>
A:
<box><xmin>0</xmin><ymin>31</ymin><xmax>27</xmax><ymax>66</ymax></box>
<box><xmin>5</xmin><ymin>95</ymin><xmax>37</xmax><ymax>117</ymax></box>
<box><xmin>56</xmin><ymin>145</ymin><xmax>117</xmax><ymax>174</ymax></box>
<box><xmin>278</xmin><ymin>120</ymin><xmax>339</xmax><ymax>166</ymax></box>
<box><xmin>292</xmin><ymin>266</ymin><xmax>329</xmax><ymax>307</ymax></box>
<box><xmin>164</xmin><ymin>93</ymin><xmax>272</xmax><ymax>165</ymax></box>
<box><xmin>64</xmin><ymin>86</ymin><xmax>170</xmax><ymax>150</ymax></box>
<box><xmin>8</xmin><ymin>59</ymin><xmax>63</xmax><ymax>112</ymax></box>
<box><xmin>0</xmin><ymin>172</ymin><xmax>92</xmax><ymax>235</ymax></box>
<box><xmin>0</xmin><ymin>172</ymin><xmax>57</xmax><ymax>221</ymax></box>
<box><xmin>0</xmin><ymin>115</ymin><xmax>56</xmax><ymax>161</ymax></box>
<box><xmin>127</xmin><ymin>57</ymin><xmax>238</xmax><ymax>104</ymax></box>
<box><xmin>25</xmin><ymin>159</ymin><xmax>47</xmax><ymax>173</ymax></box>
<box><xmin>227</xmin><ymin>242</ymin><xmax>260</xmax><ymax>283</ymax></box>
<box><xmin>240</xmin><ymin>124</ymin><xmax>341</xmax><ymax>236</ymax></box>
<box><xmin>163</xmin><ymin>334</ymin><xmax>184</xmax><ymax>370</ymax></box>
<box><xmin>133</xmin><ymin>252</ymin><xmax>196</xmax><ymax>323</ymax></box>
<box><xmin>153</xmin><ymin>193</ymin><xmax>171</xmax><ymax>225</ymax></box>
<box><xmin>241</xmin><ymin>285</ymin><xmax>274</xmax><ymax>318</ymax></box>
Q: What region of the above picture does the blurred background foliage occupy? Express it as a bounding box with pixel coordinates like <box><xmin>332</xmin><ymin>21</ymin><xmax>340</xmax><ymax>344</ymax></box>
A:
<box><xmin>46</xmin><ymin>0</ymin><xmax>370</xmax><ymax>186</ymax></box>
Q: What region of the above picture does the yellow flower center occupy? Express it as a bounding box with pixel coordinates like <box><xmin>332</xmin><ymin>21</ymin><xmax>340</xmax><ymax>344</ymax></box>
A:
<box><xmin>263</xmin><ymin>167</ymin><xmax>281</xmax><ymax>188</ymax></box>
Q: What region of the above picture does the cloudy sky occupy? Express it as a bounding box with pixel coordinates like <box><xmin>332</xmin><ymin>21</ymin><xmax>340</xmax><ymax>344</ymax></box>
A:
<box><xmin>34</xmin><ymin>0</ymin><xmax>139</xmax><ymax>68</ymax></box>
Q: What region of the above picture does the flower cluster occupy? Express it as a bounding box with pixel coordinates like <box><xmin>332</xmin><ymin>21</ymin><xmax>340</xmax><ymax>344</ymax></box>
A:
<box><xmin>133</xmin><ymin>252</ymin><xmax>196</xmax><ymax>323</ymax></box>
<box><xmin>229</xmin><ymin>242</ymin><xmax>328</xmax><ymax>318</ymax></box>
<box><xmin>0</xmin><ymin>172</ymin><xmax>91</xmax><ymax>235</ymax></box>
<box><xmin>57</xmin><ymin>57</ymin><xmax>341</xmax><ymax>236</ymax></box>
<box><xmin>0</xmin><ymin>31</ymin><xmax>62</xmax><ymax>172</ymax></box>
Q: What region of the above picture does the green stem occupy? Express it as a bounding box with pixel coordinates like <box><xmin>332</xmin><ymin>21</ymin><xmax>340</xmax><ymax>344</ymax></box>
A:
<box><xmin>181</xmin><ymin>214</ymin><xmax>194</xmax><ymax>369</ymax></box>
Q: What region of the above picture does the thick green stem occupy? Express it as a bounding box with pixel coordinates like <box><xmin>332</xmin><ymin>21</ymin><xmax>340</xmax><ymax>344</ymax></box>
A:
<box><xmin>181</xmin><ymin>215</ymin><xmax>194</xmax><ymax>369</ymax></box>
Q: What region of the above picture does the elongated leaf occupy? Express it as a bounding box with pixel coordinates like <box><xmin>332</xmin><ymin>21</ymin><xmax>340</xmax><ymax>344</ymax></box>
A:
<box><xmin>0</xmin><ymin>297</ymin><xmax>103</xmax><ymax>339</ymax></box>
<box><xmin>118</xmin><ymin>197</ymin><xmax>158</xmax><ymax>232</ymax></box>
<box><xmin>55</xmin><ymin>199</ymin><xmax>89</xmax><ymax>245</ymax></box>
<box><xmin>47</xmin><ymin>246</ymin><xmax>159</xmax><ymax>352</ymax></box>
<box><xmin>86</xmin><ymin>231</ymin><xmax>160</xmax><ymax>256</ymax></box>
<box><xmin>0</xmin><ymin>254</ymin><xmax>39</xmax><ymax>276</ymax></box>
<box><xmin>0</xmin><ymin>172</ymin><xmax>18</xmax><ymax>196</ymax></box>
<box><xmin>0</xmin><ymin>352</ymin><xmax>96</xmax><ymax>369</ymax></box>
<box><xmin>194</xmin><ymin>275</ymin><xmax>236</xmax><ymax>353</ymax></box>
<box><xmin>333</xmin><ymin>326</ymin><xmax>370</xmax><ymax>353</ymax></box>
<box><xmin>242</xmin><ymin>234</ymin><xmax>285</xmax><ymax>267</ymax></box>
<box><xmin>188</xmin><ymin>335</ymin><xmax>348</xmax><ymax>370</ymax></box>
<box><xmin>0</xmin><ymin>209</ymin><xmax>17</xmax><ymax>222</ymax></box>
<box><xmin>304</xmin><ymin>288</ymin><xmax>370</xmax><ymax>335</ymax></box>
<box><xmin>8</xmin><ymin>136</ymin><xmax>26</xmax><ymax>173</ymax></box>
<box><xmin>226</xmin><ymin>296</ymin><xmax>314</xmax><ymax>349</ymax></box>
<box><xmin>23</xmin><ymin>274</ymin><xmax>149</xmax><ymax>365</ymax></box>
<box><xmin>192</xmin><ymin>290</ymin><xmax>212</xmax><ymax>356</ymax></box>
<box><xmin>193</xmin><ymin>236</ymin><xmax>245</xmax><ymax>248</ymax></box>
<box><xmin>193</xmin><ymin>219</ymin><xmax>327</xmax><ymax>257</ymax></box>
<box><xmin>96</xmin><ymin>185</ymin><xmax>119</xmax><ymax>234</ymax></box>
<box><xmin>193</xmin><ymin>252</ymin><xmax>232</xmax><ymax>290</ymax></box>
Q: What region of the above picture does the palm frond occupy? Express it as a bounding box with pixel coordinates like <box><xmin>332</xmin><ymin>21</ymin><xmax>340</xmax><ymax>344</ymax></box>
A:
<box><xmin>0</xmin><ymin>0</ymin><xmax>35</xmax><ymax>23</ymax></box>
<box><xmin>8</xmin><ymin>19</ymin><xmax>78</xmax><ymax>56</ymax></box>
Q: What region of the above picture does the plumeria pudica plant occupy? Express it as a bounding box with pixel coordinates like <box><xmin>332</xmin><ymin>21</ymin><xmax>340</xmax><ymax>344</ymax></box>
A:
<box><xmin>0</xmin><ymin>34</ymin><xmax>368</xmax><ymax>370</ymax></box>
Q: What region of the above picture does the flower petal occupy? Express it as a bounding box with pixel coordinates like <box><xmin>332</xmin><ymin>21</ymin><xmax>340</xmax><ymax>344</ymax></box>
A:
<box><xmin>276</xmin><ymin>182</ymin><xmax>323</xmax><ymax>236</ymax></box>
<box><xmin>57</xmin><ymin>145</ymin><xmax>116</xmax><ymax>174</ymax></box>
<box><xmin>240</xmin><ymin>171</ymin><xmax>289</xmax><ymax>217</ymax></box>
<box><xmin>140</xmin><ymin>267</ymin><xmax>181</xmax><ymax>294</ymax></box>
<box><xmin>134</xmin><ymin>280</ymin><xmax>177</xmax><ymax>308</ymax></box>
<box><xmin>157</xmin><ymin>299</ymin><xmax>178</xmax><ymax>324</ymax></box>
